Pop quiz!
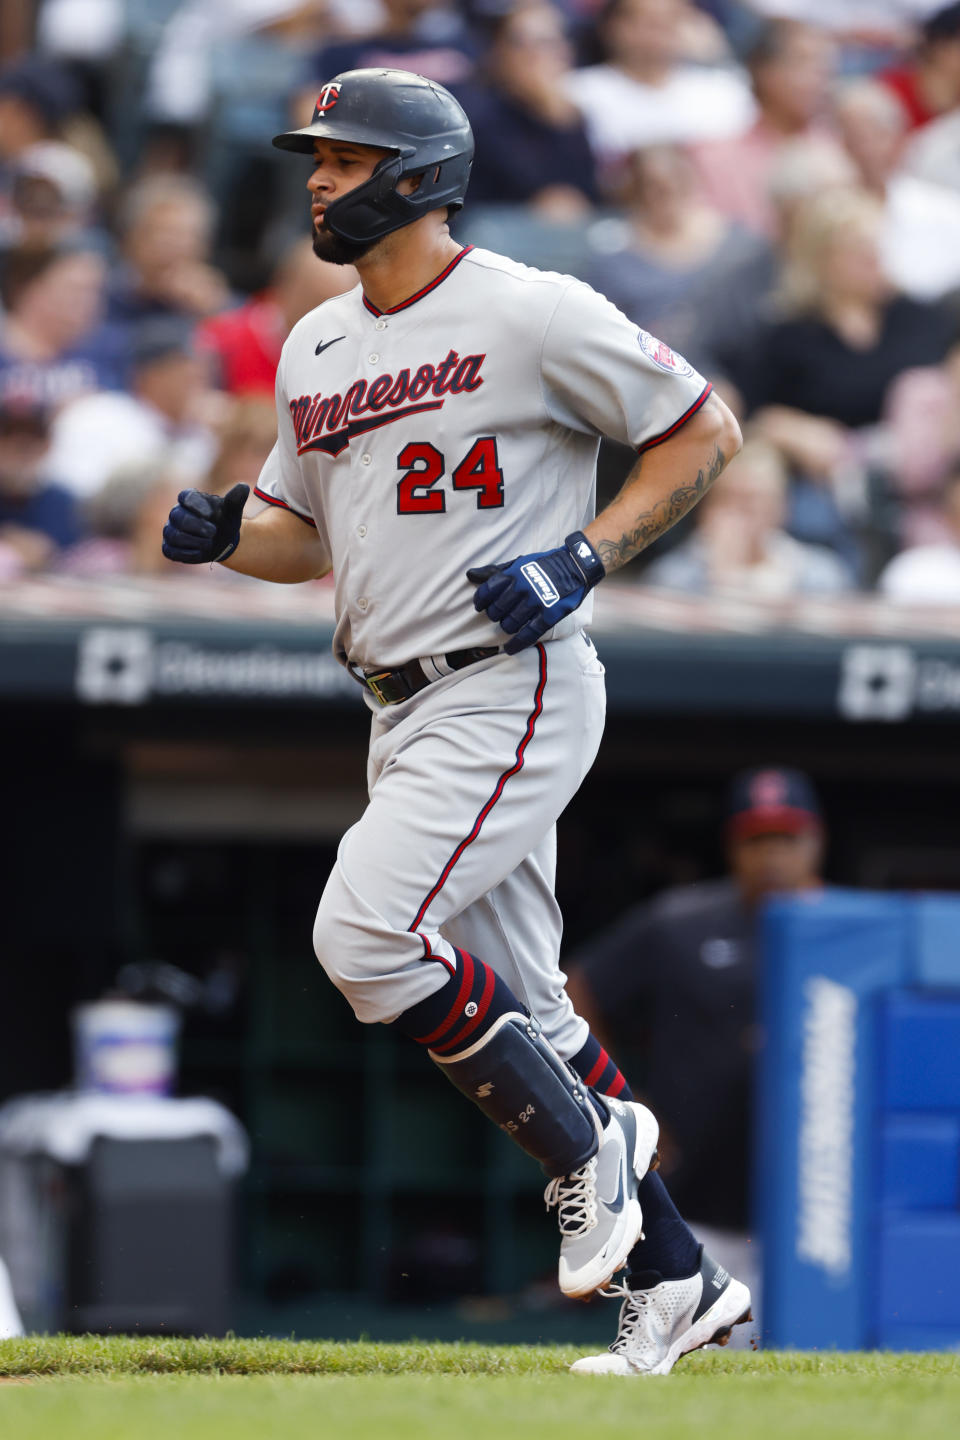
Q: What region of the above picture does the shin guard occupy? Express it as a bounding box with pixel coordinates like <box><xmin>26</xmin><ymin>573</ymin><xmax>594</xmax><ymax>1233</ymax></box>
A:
<box><xmin>430</xmin><ymin>1012</ymin><xmax>600</xmax><ymax>1178</ymax></box>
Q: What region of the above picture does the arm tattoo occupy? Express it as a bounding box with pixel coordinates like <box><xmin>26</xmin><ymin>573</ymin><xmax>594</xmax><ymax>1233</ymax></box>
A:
<box><xmin>595</xmin><ymin>444</ymin><xmax>726</xmax><ymax>573</ymax></box>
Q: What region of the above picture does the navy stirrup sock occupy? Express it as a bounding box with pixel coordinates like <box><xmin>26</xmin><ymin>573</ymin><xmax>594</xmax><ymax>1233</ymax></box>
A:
<box><xmin>570</xmin><ymin>1033</ymin><xmax>631</xmax><ymax>1100</ymax></box>
<box><xmin>392</xmin><ymin>947</ymin><xmax>520</xmax><ymax>1055</ymax></box>
<box><xmin>627</xmin><ymin>1171</ymin><xmax>700</xmax><ymax>1283</ymax></box>
<box><xmin>570</xmin><ymin>1030</ymin><xmax>700</xmax><ymax>1283</ymax></box>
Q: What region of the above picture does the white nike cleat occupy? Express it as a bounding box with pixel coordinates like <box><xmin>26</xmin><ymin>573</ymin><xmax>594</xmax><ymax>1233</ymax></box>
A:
<box><xmin>569</xmin><ymin>1248</ymin><xmax>753</xmax><ymax>1375</ymax></box>
<box><xmin>545</xmin><ymin>1097</ymin><xmax>659</xmax><ymax>1300</ymax></box>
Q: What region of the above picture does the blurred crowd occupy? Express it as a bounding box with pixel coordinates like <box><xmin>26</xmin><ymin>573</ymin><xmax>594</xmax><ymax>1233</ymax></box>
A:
<box><xmin>4</xmin><ymin>0</ymin><xmax>960</xmax><ymax>601</ymax></box>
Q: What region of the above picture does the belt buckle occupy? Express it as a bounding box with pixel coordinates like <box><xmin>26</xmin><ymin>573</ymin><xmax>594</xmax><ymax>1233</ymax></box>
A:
<box><xmin>364</xmin><ymin>670</ymin><xmax>396</xmax><ymax>707</ymax></box>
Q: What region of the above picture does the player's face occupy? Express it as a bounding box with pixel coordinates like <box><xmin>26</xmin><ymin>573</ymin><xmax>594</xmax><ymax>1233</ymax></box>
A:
<box><xmin>307</xmin><ymin>139</ymin><xmax>393</xmax><ymax>265</ymax></box>
<box><xmin>728</xmin><ymin>829</ymin><xmax>824</xmax><ymax>906</ymax></box>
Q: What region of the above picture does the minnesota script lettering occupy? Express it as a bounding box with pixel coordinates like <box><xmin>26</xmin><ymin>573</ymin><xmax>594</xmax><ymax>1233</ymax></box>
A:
<box><xmin>290</xmin><ymin>349</ymin><xmax>486</xmax><ymax>457</ymax></box>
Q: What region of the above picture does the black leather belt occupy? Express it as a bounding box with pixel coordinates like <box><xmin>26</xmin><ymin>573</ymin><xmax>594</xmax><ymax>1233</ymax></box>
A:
<box><xmin>349</xmin><ymin>646</ymin><xmax>501</xmax><ymax>706</ymax></box>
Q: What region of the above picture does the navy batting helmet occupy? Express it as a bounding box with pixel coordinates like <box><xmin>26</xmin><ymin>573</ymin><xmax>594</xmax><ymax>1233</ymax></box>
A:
<box><xmin>272</xmin><ymin>68</ymin><xmax>474</xmax><ymax>246</ymax></box>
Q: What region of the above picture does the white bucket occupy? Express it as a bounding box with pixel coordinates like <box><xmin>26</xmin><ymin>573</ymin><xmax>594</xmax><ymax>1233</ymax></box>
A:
<box><xmin>72</xmin><ymin>1001</ymin><xmax>181</xmax><ymax>1096</ymax></box>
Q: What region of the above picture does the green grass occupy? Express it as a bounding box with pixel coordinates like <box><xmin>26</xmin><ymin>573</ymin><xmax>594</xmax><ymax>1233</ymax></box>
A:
<box><xmin>0</xmin><ymin>1339</ymin><xmax>957</xmax><ymax>1440</ymax></box>
<box><xmin>1</xmin><ymin>1334</ymin><xmax>958</xmax><ymax>1378</ymax></box>
<box><xmin>0</xmin><ymin>1335</ymin><xmax>578</xmax><ymax>1377</ymax></box>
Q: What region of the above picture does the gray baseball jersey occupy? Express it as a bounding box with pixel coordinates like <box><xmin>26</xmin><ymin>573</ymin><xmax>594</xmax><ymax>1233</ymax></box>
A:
<box><xmin>257</xmin><ymin>245</ymin><xmax>711</xmax><ymax>1048</ymax></box>
<box><xmin>254</xmin><ymin>245</ymin><xmax>711</xmax><ymax>670</ymax></box>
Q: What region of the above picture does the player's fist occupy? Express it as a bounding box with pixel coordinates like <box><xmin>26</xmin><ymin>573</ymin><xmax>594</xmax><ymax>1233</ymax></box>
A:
<box><xmin>162</xmin><ymin>483</ymin><xmax>250</xmax><ymax>565</ymax></box>
<box><xmin>467</xmin><ymin>531</ymin><xmax>605</xmax><ymax>654</ymax></box>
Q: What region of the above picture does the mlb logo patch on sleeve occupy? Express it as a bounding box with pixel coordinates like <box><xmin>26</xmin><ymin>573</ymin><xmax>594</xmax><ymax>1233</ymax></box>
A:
<box><xmin>638</xmin><ymin>328</ymin><xmax>694</xmax><ymax>378</ymax></box>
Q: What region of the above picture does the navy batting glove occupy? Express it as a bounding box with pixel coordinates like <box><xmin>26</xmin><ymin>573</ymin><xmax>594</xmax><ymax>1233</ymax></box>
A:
<box><xmin>162</xmin><ymin>483</ymin><xmax>249</xmax><ymax>564</ymax></box>
<box><xmin>467</xmin><ymin>531</ymin><xmax>605</xmax><ymax>654</ymax></box>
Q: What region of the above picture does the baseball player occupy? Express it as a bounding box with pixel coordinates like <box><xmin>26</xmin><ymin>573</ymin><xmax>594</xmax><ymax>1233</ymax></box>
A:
<box><xmin>163</xmin><ymin>69</ymin><xmax>752</xmax><ymax>1374</ymax></box>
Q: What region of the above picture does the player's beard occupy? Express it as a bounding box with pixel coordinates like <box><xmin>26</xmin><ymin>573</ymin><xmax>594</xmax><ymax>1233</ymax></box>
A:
<box><xmin>311</xmin><ymin>220</ymin><xmax>375</xmax><ymax>266</ymax></box>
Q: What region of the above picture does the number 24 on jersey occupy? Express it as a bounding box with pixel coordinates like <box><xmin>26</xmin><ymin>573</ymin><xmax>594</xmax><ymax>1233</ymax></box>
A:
<box><xmin>396</xmin><ymin>437</ymin><xmax>504</xmax><ymax>515</ymax></box>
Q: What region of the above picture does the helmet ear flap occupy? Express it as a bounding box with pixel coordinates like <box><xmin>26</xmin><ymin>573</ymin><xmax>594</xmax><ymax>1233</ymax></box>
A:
<box><xmin>322</xmin><ymin>153</ymin><xmax>412</xmax><ymax>245</ymax></box>
<box><xmin>323</xmin><ymin>151</ymin><xmax>472</xmax><ymax>245</ymax></box>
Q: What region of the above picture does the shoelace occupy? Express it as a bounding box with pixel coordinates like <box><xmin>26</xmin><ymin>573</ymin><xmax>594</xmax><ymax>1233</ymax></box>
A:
<box><xmin>543</xmin><ymin>1155</ymin><xmax>599</xmax><ymax>1235</ymax></box>
<box><xmin>597</xmin><ymin>1278</ymin><xmax>632</xmax><ymax>1301</ymax></box>
<box><xmin>608</xmin><ymin>1289</ymin><xmax>652</xmax><ymax>1354</ymax></box>
<box><xmin>594</xmin><ymin>1227</ymin><xmax>648</xmax><ymax>1299</ymax></box>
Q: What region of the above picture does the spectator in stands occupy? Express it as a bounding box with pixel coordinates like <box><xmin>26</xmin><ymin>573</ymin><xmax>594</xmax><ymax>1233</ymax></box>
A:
<box><xmin>459</xmin><ymin>3</ymin><xmax>598</xmax><ymax>217</ymax></box>
<box><xmin>0</xmin><ymin>242</ymin><xmax>122</xmax><ymax>410</ymax></box>
<box><xmin>0</xmin><ymin>142</ymin><xmax>100</xmax><ymax>253</ymax></box>
<box><xmin>0</xmin><ymin>394</ymin><xmax>82</xmax><ymax>578</ymax></box>
<box><xmin>565</xmin><ymin>765</ymin><xmax>826</xmax><ymax>1231</ymax></box>
<box><xmin>64</xmin><ymin>397</ymin><xmax>280</xmax><ymax>581</ymax></box>
<box><xmin>108</xmin><ymin>175</ymin><xmax>231</xmax><ymax>328</ymax></box>
<box><xmin>36</xmin><ymin>0</ymin><xmax>126</xmax><ymax>80</ymax></box>
<box><xmin>834</xmin><ymin>79</ymin><xmax>960</xmax><ymax>303</ymax></box>
<box><xmin>729</xmin><ymin>186</ymin><xmax>960</xmax><ymax>577</ymax></box>
<box><xmin>312</xmin><ymin>0</ymin><xmax>476</xmax><ymax>92</ymax></box>
<box><xmin>197</xmin><ymin>240</ymin><xmax>357</xmax><ymax>396</ymax></box>
<box><xmin>42</xmin><ymin>318</ymin><xmax>218</xmax><ymax>502</ymax></box>
<box><xmin>765</xmin><ymin>133</ymin><xmax>858</xmax><ymax>231</ymax></box>
<box><xmin>901</xmin><ymin>86</ymin><xmax>960</xmax><ymax>195</ymax></box>
<box><xmin>879</xmin><ymin>468</ymin><xmax>960</xmax><ymax>603</ymax></box>
<box><xmin>570</xmin><ymin>0</ymin><xmax>756</xmax><ymax>184</ymax></box>
<box><xmin>881</xmin><ymin>362</ymin><xmax>960</xmax><ymax>550</ymax></box>
<box><xmin>738</xmin><ymin>189</ymin><xmax>956</xmax><ymax>455</ymax></box>
<box><xmin>59</xmin><ymin>460</ymin><xmax>188</xmax><ymax>579</ymax></box>
<box><xmin>707</xmin><ymin>136</ymin><xmax>860</xmax><ymax>393</ymax></box>
<box><xmin>642</xmin><ymin>438</ymin><xmax>853</xmax><ymax>596</ymax></box>
<box><xmin>687</xmin><ymin>20</ymin><xmax>838</xmax><ymax>238</ymax></box>
<box><xmin>588</xmin><ymin>143</ymin><xmax>768</xmax><ymax>376</ymax></box>
<box><xmin>0</xmin><ymin>56</ymin><xmax>82</xmax><ymax>219</ymax></box>
<box><xmin>61</xmin><ymin>400</ymin><xmax>277</xmax><ymax>579</ymax></box>
<box><xmin>877</xmin><ymin>1</ymin><xmax>960</xmax><ymax>132</ymax></box>
<box><xmin>204</xmin><ymin>397</ymin><xmax>279</xmax><ymax>496</ymax></box>
<box><xmin>147</xmin><ymin>0</ymin><xmax>336</xmax><ymax>133</ymax></box>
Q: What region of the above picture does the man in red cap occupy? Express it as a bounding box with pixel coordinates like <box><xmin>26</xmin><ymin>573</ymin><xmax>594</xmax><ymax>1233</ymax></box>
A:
<box><xmin>565</xmin><ymin>766</ymin><xmax>824</xmax><ymax>1234</ymax></box>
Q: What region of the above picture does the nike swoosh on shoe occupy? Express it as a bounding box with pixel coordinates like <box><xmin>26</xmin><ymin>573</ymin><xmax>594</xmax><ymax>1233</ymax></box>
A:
<box><xmin>599</xmin><ymin>1166</ymin><xmax>624</xmax><ymax>1211</ymax></box>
